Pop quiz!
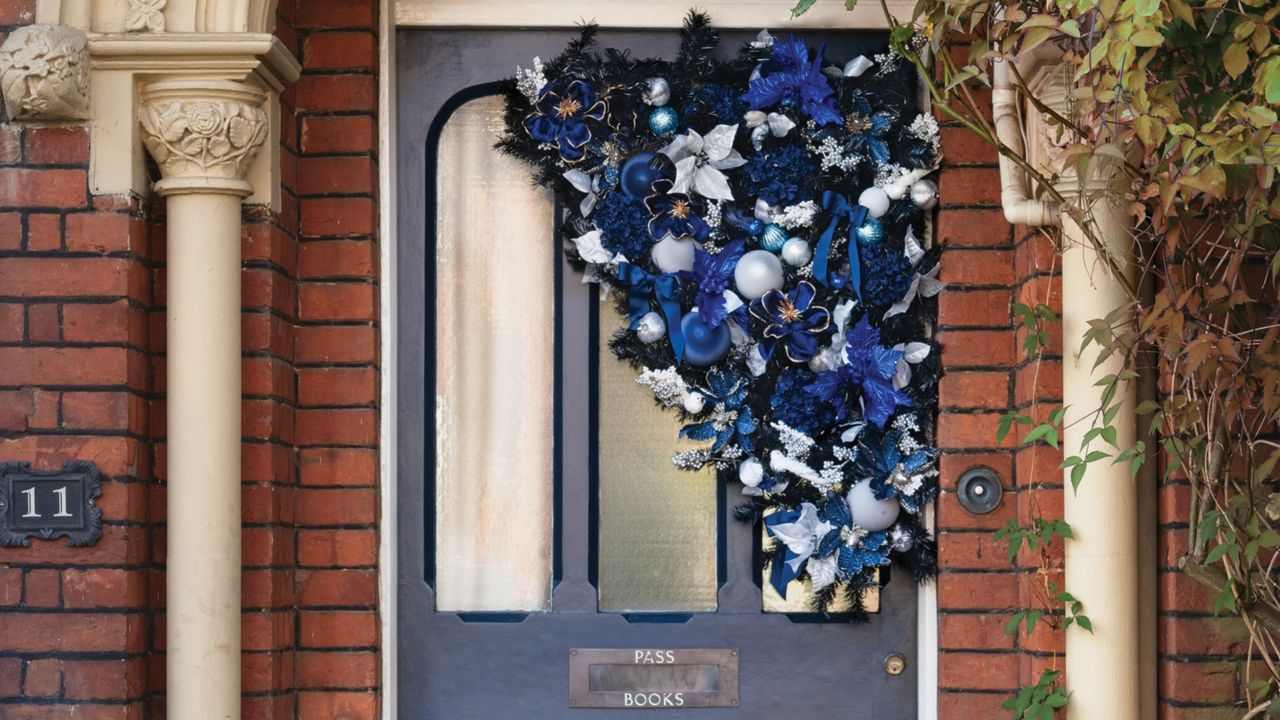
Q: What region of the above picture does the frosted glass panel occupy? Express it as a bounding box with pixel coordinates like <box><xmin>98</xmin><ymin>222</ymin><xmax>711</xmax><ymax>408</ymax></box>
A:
<box><xmin>434</xmin><ymin>96</ymin><xmax>554</xmax><ymax>612</ymax></box>
<box><xmin>598</xmin><ymin>314</ymin><xmax>718</xmax><ymax>612</ymax></box>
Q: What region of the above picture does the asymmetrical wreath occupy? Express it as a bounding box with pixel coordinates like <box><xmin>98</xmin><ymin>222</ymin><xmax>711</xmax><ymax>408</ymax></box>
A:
<box><xmin>500</xmin><ymin>14</ymin><xmax>943</xmax><ymax>616</ymax></box>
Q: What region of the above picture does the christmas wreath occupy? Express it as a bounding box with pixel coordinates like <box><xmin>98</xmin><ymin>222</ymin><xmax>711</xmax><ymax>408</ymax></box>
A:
<box><xmin>499</xmin><ymin>13</ymin><xmax>942</xmax><ymax>616</ymax></box>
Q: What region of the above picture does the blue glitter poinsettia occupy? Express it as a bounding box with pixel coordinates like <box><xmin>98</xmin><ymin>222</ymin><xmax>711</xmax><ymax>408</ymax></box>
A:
<box><xmin>750</xmin><ymin>280</ymin><xmax>831</xmax><ymax>363</ymax></box>
<box><xmin>523</xmin><ymin>80</ymin><xmax>607</xmax><ymax>162</ymax></box>
<box><xmin>838</xmin><ymin>530</ymin><xmax>891</xmax><ymax>577</ymax></box>
<box><xmin>843</xmin><ymin>96</ymin><xmax>894</xmax><ymax>166</ymax></box>
<box><xmin>806</xmin><ymin>316</ymin><xmax>911</xmax><ymax>428</ymax></box>
<box><xmin>680</xmin><ymin>369</ymin><xmax>757</xmax><ymax>453</ymax></box>
<box><xmin>857</xmin><ymin>429</ymin><xmax>934</xmax><ymax>503</ymax></box>
<box><xmin>681</xmin><ymin>239</ymin><xmax>744</xmax><ymax>329</ymax></box>
<box><xmin>645</xmin><ymin>178</ymin><xmax>710</xmax><ymax>242</ymax></box>
<box><xmin>740</xmin><ymin>36</ymin><xmax>841</xmax><ymax>126</ymax></box>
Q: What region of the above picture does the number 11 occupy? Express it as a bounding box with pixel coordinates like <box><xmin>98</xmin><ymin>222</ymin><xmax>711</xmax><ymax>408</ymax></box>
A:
<box><xmin>18</xmin><ymin>486</ymin><xmax>73</xmax><ymax>519</ymax></box>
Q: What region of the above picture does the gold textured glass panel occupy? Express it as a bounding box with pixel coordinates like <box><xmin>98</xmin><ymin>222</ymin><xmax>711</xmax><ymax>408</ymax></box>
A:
<box><xmin>597</xmin><ymin>314</ymin><xmax>718</xmax><ymax>612</ymax></box>
<box><xmin>434</xmin><ymin>95</ymin><xmax>554</xmax><ymax>612</ymax></box>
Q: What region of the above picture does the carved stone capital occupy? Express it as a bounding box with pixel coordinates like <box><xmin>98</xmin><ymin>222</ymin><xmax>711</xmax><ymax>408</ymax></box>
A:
<box><xmin>139</xmin><ymin>80</ymin><xmax>268</xmax><ymax>196</ymax></box>
<box><xmin>0</xmin><ymin>24</ymin><xmax>90</xmax><ymax>122</ymax></box>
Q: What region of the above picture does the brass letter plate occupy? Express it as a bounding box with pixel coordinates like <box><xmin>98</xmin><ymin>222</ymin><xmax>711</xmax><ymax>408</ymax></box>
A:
<box><xmin>568</xmin><ymin>648</ymin><xmax>739</xmax><ymax>709</ymax></box>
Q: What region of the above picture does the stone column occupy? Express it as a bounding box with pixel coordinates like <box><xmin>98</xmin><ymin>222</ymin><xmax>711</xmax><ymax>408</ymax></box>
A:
<box><xmin>139</xmin><ymin>78</ymin><xmax>269</xmax><ymax>720</ymax></box>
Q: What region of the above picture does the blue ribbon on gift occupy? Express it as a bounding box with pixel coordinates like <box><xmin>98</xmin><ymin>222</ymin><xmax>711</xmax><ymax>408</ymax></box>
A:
<box><xmin>618</xmin><ymin>262</ymin><xmax>685</xmax><ymax>363</ymax></box>
<box><xmin>764</xmin><ymin>509</ymin><xmax>804</xmax><ymax>598</ymax></box>
<box><xmin>812</xmin><ymin>191</ymin><xmax>868</xmax><ymax>300</ymax></box>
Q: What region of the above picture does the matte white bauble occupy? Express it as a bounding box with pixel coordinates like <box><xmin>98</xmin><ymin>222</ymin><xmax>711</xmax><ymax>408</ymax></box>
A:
<box><xmin>857</xmin><ymin>187</ymin><xmax>891</xmax><ymax>218</ymax></box>
<box><xmin>635</xmin><ymin>311</ymin><xmax>666</xmax><ymax>344</ymax></box>
<box><xmin>910</xmin><ymin>178</ymin><xmax>939</xmax><ymax>210</ymax></box>
<box><xmin>739</xmin><ymin>457</ymin><xmax>764</xmax><ymax>488</ymax></box>
<box><xmin>650</xmin><ymin>234</ymin><xmax>699</xmax><ymax>273</ymax></box>
<box><xmin>682</xmin><ymin>391</ymin><xmax>705</xmax><ymax>414</ymax></box>
<box><xmin>780</xmin><ymin>237</ymin><xmax>812</xmax><ymax>267</ymax></box>
<box><xmin>644</xmin><ymin>77</ymin><xmax>671</xmax><ymax>106</ymax></box>
<box><xmin>846</xmin><ymin>480</ymin><xmax>900</xmax><ymax>532</ymax></box>
<box><xmin>733</xmin><ymin>249</ymin><xmax>784</xmax><ymax>300</ymax></box>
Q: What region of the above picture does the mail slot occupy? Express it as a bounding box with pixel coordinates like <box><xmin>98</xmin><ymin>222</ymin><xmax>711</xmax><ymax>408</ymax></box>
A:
<box><xmin>569</xmin><ymin>649</ymin><xmax>739</xmax><ymax>709</ymax></box>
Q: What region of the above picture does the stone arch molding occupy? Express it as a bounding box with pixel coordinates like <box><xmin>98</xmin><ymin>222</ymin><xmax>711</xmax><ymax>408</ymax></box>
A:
<box><xmin>34</xmin><ymin>0</ymin><xmax>277</xmax><ymax>34</ymax></box>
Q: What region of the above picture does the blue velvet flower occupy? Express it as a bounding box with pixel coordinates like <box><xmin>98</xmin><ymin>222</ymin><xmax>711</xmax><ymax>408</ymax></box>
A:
<box><xmin>523</xmin><ymin>80</ymin><xmax>607</xmax><ymax>162</ymax></box>
<box><xmin>750</xmin><ymin>281</ymin><xmax>831</xmax><ymax>363</ymax></box>
<box><xmin>740</xmin><ymin>143</ymin><xmax>818</xmax><ymax>206</ymax></box>
<box><xmin>843</xmin><ymin>96</ymin><xmax>894</xmax><ymax>166</ymax></box>
<box><xmin>594</xmin><ymin>190</ymin><xmax>653</xmax><ymax>260</ymax></box>
<box><xmin>739</xmin><ymin>36</ymin><xmax>841</xmax><ymax>126</ymax></box>
<box><xmin>644</xmin><ymin>178</ymin><xmax>710</xmax><ymax>242</ymax></box>
<box><xmin>838</xmin><ymin>530</ymin><xmax>890</xmax><ymax>577</ymax></box>
<box><xmin>805</xmin><ymin>316</ymin><xmax>910</xmax><ymax>428</ymax></box>
<box><xmin>680</xmin><ymin>370</ymin><xmax>757</xmax><ymax>453</ymax></box>
<box><xmin>680</xmin><ymin>239</ymin><xmax>744</xmax><ymax>329</ymax></box>
<box><xmin>769</xmin><ymin>369</ymin><xmax>836</xmax><ymax>437</ymax></box>
<box><xmin>861</xmin><ymin>242</ymin><xmax>914</xmax><ymax>306</ymax></box>
<box><xmin>857</xmin><ymin>428</ymin><xmax>934</xmax><ymax>502</ymax></box>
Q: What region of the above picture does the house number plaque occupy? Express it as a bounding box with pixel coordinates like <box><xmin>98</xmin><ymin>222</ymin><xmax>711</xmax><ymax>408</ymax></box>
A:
<box><xmin>0</xmin><ymin>460</ymin><xmax>103</xmax><ymax>547</ymax></box>
<box><xmin>568</xmin><ymin>648</ymin><xmax>739</xmax><ymax>709</ymax></box>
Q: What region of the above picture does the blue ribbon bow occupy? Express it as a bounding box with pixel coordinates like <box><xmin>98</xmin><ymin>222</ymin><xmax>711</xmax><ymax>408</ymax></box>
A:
<box><xmin>812</xmin><ymin>191</ymin><xmax>868</xmax><ymax>300</ymax></box>
<box><xmin>617</xmin><ymin>262</ymin><xmax>685</xmax><ymax>362</ymax></box>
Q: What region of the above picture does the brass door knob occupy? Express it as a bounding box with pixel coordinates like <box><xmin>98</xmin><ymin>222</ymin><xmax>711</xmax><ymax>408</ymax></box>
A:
<box><xmin>884</xmin><ymin>653</ymin><xmax>907</xmax><ymax>676</ymax></box>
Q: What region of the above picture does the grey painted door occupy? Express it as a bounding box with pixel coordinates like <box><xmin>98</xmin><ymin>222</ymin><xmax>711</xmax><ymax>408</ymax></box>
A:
<box><xmin>397</xmin><ymin>28</ymin><xmax>918</xmax><ymax>719</ymax></box>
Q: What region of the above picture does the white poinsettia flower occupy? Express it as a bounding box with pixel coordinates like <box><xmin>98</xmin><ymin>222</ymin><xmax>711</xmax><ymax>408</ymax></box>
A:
<box><xmin>571</xmin><ymin>229</ymin><xmax>615</xmax><ymax>265</ymax></box>
<box><xmin>744</xmin><ymin>111</ymin><xmax>796</xmax><ymax>150</ymax></box>
<box><xmin>767</xmin><ymin>502</ymin><xmax>834</xmax><ymax>573</ymax></box>
<box><xmin>807</xmin><ymin>553</ymin><xmax>839</xmax><ymax>592</ymax></box>
<box><xmin>659</xmin><ymin>124</ymin><xmax>747</xmax><ymax>200</ymax></box>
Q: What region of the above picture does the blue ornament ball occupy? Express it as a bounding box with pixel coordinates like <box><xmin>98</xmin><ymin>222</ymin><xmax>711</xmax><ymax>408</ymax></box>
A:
<box><xmin>856</xmin><ymin>216</ymin><xmax>885</xmax><ymax>247</ymax></box>
<box><xmin>759</xmin><ymin>223</ymin><xmax>788</xmax><ymax>253</ymax></box>
<box><xmin>620</xmin><ymin>151</ymin><xmax>664</xmax><ymax>199</ymax></box>
<box><xmin>680</xmin><ymin>313</ymin><xmax>731</xmax><ymax>366</ymax></box>
<box><xmin>743</xmin><ymin>218</ymin><xmax>765</xmax><ymax>236</ymax></box>
<box><xmin>648</xmin><ymin>106</ymin><xmax>679</xmax><ymax>137</ymax></box>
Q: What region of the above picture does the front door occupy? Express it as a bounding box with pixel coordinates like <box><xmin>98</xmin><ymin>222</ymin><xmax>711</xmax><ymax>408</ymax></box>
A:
<box><xmin>397</xmin><ymin>26</ymin><xmax>920</xmax><ymax>719</ymax></box>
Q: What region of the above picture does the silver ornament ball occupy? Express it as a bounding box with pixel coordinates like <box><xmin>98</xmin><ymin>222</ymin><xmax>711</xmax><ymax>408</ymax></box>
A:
<box><xmin>635</xmin><ymin>311</ymin><xmax>666</xmax><ymax>344</ymax></box>
<box><xmin>890</xmin><ymin>526</ymin><xmax>914</xmax><ymax>552</ymax></box>
<box><xmin>733</xmin><ymin>249</ymin><xmax>784</xmax><ymax>300</ymax></box>
<box><xmin>643</xmin><ymin>77</ymin><xmax>671</xmax><ymax>106</ymax></box>
<box><xmin>781</xmin><ymin>237</ymin><xmax>812</xmax><ymax>267</ymax></box>
<box><xmin>910</xmin><ymin>179</ymin><xmax>939</xmax><ymax>210</ymax></box>
<box><xmin>857</xmin><ymin>187</ymin><xmax>892</xmax><ymax>218</ymax></box>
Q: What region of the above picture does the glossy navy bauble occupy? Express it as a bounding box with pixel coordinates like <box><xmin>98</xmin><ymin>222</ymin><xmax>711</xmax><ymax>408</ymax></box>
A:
<box><xmin>680</xmin><ymin>313</ymin><xmax>731</xmax><ymax>366</ymax></box>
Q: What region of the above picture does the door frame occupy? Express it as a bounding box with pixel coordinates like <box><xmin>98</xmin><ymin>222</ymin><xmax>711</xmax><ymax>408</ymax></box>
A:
<box><xmin>375</xmin><ymin>3</ymin><xmax>939</xmax><ymax>718</ymax></box>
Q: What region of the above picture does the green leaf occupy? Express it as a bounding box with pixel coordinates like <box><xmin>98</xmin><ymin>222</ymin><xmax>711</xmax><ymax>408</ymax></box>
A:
<box><xmin>1265</xmin><ymin>59</ymin><xmax>1280</xmax><ymax>104</ymax></box>
<box><xmin>1134</xmin><ymin>0</ymin><xmax>1160</xmax><ymax>16</ymax></box>
<box><xmin>1059</xmin><ymin>19</ymin><xmax>1082</xmax><ymax>37</ymax></box>
<box><xmin>1205</xmin><ymin>542</ymin><xmax>1238</xmax><ymax>564</ymax></box>
<box><xmin>1076</xmin><ymin>614</ymin><xmax>1093</xmax><ymax>632</ymax></box>
<box><xmin>1223</xmin><ymin>43</ymin><xmax>1249</xmax><ymax>79</ymax></box>
<box><xmin>1131</xmin><ymin>28</ymin><xmax>1164</xmax><ymax>46</ymax></box>
<box><xmin>1071</xmin><ymin>463</ymin><xmax>1087</xmax><ymax>492</ymax></box>
<box><xmin>789</xmin><ymin>0</ymin><xmax>818</xmax><ymax>17</ymax></box>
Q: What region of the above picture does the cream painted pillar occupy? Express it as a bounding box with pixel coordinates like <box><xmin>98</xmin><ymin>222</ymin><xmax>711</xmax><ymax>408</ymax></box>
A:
<box><xmin>140</xmin><ymin>79</ymin><xmax>269</xmax><ymax>720</ymax></box>
<box><xmin>1059</xmin><ymin>144</ymin><xmax>1140</xmax><ymax>720</ymax></box>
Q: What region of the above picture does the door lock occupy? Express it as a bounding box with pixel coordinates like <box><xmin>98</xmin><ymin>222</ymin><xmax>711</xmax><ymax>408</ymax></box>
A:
<box><xmin>883</xmin><ymin>653</ymin><xmax>907</xmax><ymax>677</ymax></box>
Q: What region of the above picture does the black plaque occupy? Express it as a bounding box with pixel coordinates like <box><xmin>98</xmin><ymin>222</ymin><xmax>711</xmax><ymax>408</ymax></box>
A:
<box><xmin>0</xmin><ymin>460</ymin><xmax>102</xmax><ymax>547</ymax></box>
<box><xmin>568</xmin><ymin>649</ymin><xmax>739</xmax><ymax>709</ymax></box>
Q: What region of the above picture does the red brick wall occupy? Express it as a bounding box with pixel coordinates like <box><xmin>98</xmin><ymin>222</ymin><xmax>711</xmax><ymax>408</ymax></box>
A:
<box><xmin>0</xmin><ymin>1</ymin><xmax>1244</xmax><ymax>718</ymax></box>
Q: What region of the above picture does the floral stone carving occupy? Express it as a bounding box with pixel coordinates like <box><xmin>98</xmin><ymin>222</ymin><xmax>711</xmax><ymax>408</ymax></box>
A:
<box><xmin>126</xmin><ymin>0</ymin><xmax>168</xmax><ymax>32</ymax></box>
<box><xmin>140</xmin><ymin>98</ymin><xmax>268</xmax><ymax>180</ymax></box>
<box><xmin>0</xmin><ymin>24</ymin><xmax>90</xmax><ymax>122</ymax></box>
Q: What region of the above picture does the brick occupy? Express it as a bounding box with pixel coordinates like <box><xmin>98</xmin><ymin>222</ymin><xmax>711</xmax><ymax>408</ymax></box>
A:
<box><xmin>1162</xmin><ymin>616</ymin><xmax>1251</xmax><ymax>657</ymax></box>
<box><xmin>296</xmin><ymin>75</ymin><xmax>376</xmax><ymax>113</ymax></box>
<box><xmin>1014</xmin><ymin>232</ymin><xmax>1057</xmax><ymax>277</ymax></box>
<box><xmin>0</xmin><ymin>567</ymin><xmax>20</xmax><ymax>605</ymax></box>
<box><xmin>296</xmin><ymin>156</ymin><xmax>377</xmax><ymax>196</ymax></box>
<box><xmin>241</xmin><ymin>650</ymin><xmax>293</xmax><ymax>694</ymax></box>
<box><xmin>298</xmin><ymin>366</ymin><xmax>377</xmax><ymax>406</ymax></box>
<box><xmin>300</xmin><ymin>611</ymin><xmax>377</xmax><ymax>648</ymax></box>
<box><xmin>243</xmin><ymin>610</ymin><xmax>295</xmax><ymax>651</ymax></box>
<box><xmin>0</xmin><ymin>613</ymin><xmax>135</xmax><ymax>652</ymax></box>
<box><xmin>940</xmin><ymin>126</ymin><xmax>998</xmax><ymax>165</ymax></box>
<box><xmin>0</xmin><ymin>211</ymin><xmax>20</xmax><ymax>249</ymax></box>
<box><xmin>296</xmin><ymin>325</ymin><xmax>377</xmax><ymax>364</ymax></box>
<box><xmin>0</xmin><ymin>347</ymin><xmax>128</xmax><ymax>385</ymax></box>
<box><xmin>939</xmin><ymin>691</ymin><xmax>1008</xmax><ymax>718</ymax></box>
<box><xmin>64</xmin><ymin>659</ymin><xmax>140</xmax><ymax>701</ymax></box>
<box><xmin>65</xmin><ymin>212</ymin><xmax>133</xmax><ymax>254</ymax></box>
<box><xmin>297</xmin><ymin>488</ymin><xmax>377</xmax><ymax>526</ymax></box>
<box><xmin>23</xmin><ymin>568</ymin><xmax>61</xmax><ymax>607</ymax></box>
<box><xmin>63</xmin><ymin>569</ymin><xmax>142</xmax><ymax>609</ymax></box>
<box><xmin>940</xmin><ymin>248</ymin><xmax>1014</xmax><ymax>286</ymax></box>
<box><xmin>0</xmin><ymin>302</ymin><xmax>21</xmax><ymax>341</ymax></box>
<box><xmin>23</xmin><ymin>658</ymin><xmax>62</xmax><ymax>697</ymax></box>
<box><xmin>300</xmin><ymin>197</ymin><xmax>376</xmax><ymax>237</ymax></box>
<box><xmin>296</xmin><ymin>0</ymin><xmax>376</xmax><ymax>28</ymax></box>
<box><xmin>939</xmin><ymin>370</ymin><xmax>1008</xmax><ymax>410</ymax></box>
<box><xmin>296</xmin><ymin>651</ymin><xmax>378</xmax><ymax>689</ymax></box>
<box><xmin>25</xmin><ymin>212</ymin><xmax>61</xmax><ymax>251</ymax></box>
<box><xmin>298</xmin><ymin>282</ymin><xmax>376</xmax><ymax>321</ymax></box>
<box><xmin>0</xmin><ymin>257</ymin><xmax>132</xmax><ymax>297</ymax></box>
<box><xmin>26</xmin><ymin>302</ymin><xmax>59</xmax><ymax>342</ymax></box>
<box><xmin>938</xmin><ymin>651</ymin><xmax>1018</xmax><ymax>691</ymax></box>
<box><xmin>297</xmin><ymin>529</ymin><xmax>378</xmax><ymax>567</ymax></box>
<box><xmin>938</xmin><ymin>531</ymin><xmax>1010</xmax><ymax>570</ymax></box>
<box><xmin>937</xmin><ymin>412</ymin><xmax>1016</xmax><ymax>450</ymax></box>
<box><xmin>1160</xmin><ymin>660</ymin><xmax>1239</xmax><ymax>705</ymax></box>
<box><xmin>1014</xmin><ymin>359</ymin><xmax>1063</xmax><ymax>405</ymax></box>
<box><xmin>0</xmin><ymin>168</ymin><xmax>87</xmax><ymax>208</ymax></box>
<box><xmin>938</xmin><ymin>488</ymin><xmax>1015</xmax><ymax>530</ymax></box>
<box><xmin>936</xmin><ymin>209</ymin><xmax>1010</xmax><ymax>247</ymax></box>
<box><xmin>1015</xmin><ymin>444</ymin><xmax>1064</xmax><ymax>488</ymax></box>
<box><xmin>0</xmin><ymin>388</ymin><xmax>33</xmax><ymax>431</ymax></box>
<box><xmin>296</xmin><ymin>569</ymin><xmax>378</xmax><ymax>607</ymax></box>
<box><xmin>62</xmin><ymin>301</ymin><xmax>135</xmax><ymax>344</ymax></box>
<box><xmin>300</xmin><ymin>115</ymin><xmax>375</xmax><ymax>154</ymax></box>
<box><xmin>298</xmin><ymin>239</ymin><xmax>376</xmax><ymax>279</ymax></box>
<box><xmin>939</xmin><ymin>612</ymin><xmax>1014</xmax><ymax>650</ymax></box>
<box><xmin>300</xmin><ymin>448</ymin><xmax>377</xmax><ymax>487</ymax></box>
<box><xmin>0</xmin><ymin>657</ymin><xmax>19</xmax><ymax>698</ymax></box>
<box><xmin>297</xmin><ymin>691</ymin><xmax>378</xmax><ymax>719</ymax></box>
<box><xmin>61</xmin><ymin>391</ymin><xmax>129</xmax><ymax>430</ymax></box>
<box><xmin>939</xmin><ymin>289</ymin><xmax>1010</xmax><ymax>328</ymax></box>
<box><xmin>24</xmin><ymin>126</ymin><xmax>90</xmax><ymax>165</ymax></box>
<box><xmin>304</xmin><ymin>32</ymin><xmax>376</xmax><ymax>70</ymax></box>
<box><xmin>296</xmin><ymin>408</ymin><xmax>378</xmax><ymax>446</ymax></box>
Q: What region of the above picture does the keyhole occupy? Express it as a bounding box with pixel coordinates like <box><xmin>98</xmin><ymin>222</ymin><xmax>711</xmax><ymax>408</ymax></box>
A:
<box><xmin>883</xmin><ymin>653</ymin><xmax>906</xmax><ymax>677</ymax></box>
